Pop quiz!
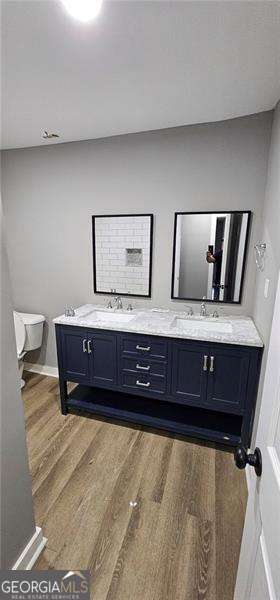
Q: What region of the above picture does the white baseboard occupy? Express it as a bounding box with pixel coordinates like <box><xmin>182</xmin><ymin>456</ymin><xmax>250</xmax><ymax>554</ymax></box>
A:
<box><xmin>24</xmin><ymin>362</ymin><xmax>58</xmax><ymax>378</ymax></box>
<box><xmin>12</xmin><ymin>526</ymin><xmax>47</xmax><ymax>570</ymax></box>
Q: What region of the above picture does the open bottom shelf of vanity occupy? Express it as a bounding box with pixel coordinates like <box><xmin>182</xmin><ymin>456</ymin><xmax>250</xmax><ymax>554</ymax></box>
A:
<box><xmin>67</xmin><ymin>385</ymin><xmax>242</xmax><ymax>446</ymax></box>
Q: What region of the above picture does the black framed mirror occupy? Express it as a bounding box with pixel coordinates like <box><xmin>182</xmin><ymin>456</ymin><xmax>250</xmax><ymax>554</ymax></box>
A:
<box><xmin>171</xmin><ymin>211</ymin><xmax>251</xmax><ymax>303</ymax></box>
<box><xmin>92</xmin><ymin>214</ymin><xmax>153</xmax><ymax>297</ymax></box>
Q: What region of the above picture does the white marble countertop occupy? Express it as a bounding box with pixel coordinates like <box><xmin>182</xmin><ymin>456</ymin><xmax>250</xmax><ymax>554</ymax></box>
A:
<box><xmin>53</xmin><ymin>304</ymin><xmax>263</xmax><ymax>348</ymax></box>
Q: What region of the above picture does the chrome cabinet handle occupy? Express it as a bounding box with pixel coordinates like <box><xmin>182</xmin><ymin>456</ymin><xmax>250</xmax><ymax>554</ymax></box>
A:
<box><xmin>136</xmin><ymin>380</ymin><xmax>150</xmax><ymax>387</ymax></box>
<box><xmin>136</xmin><ymin>363</ymin><xmax>150</xmax><ymax>371</ymax></box>
<box><xmin>209</xmin><ymin>356</ymin><xmax>215</xmax><ymax>373</ymax></box>
<box><xmin>136</xmin><ymin>345</ymin><xmax>151</xmax><ymax>352</ymax></box>
<box><xmin>203</xmin><ymin>355</ymin><xmax>208</xmax><ymax>371</ymax></box>
<box><xmin>87</xmin><ymin>340</ymin><xmax>92</xmax><ymax>354</ymax></box>
<box><xmin>83</xmin><ymin>339</ymin><xmax>87</xmax><ymax>353</ymax></box>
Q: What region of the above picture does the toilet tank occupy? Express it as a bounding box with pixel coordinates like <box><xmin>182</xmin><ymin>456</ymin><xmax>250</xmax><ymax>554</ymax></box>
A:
<box><xmin>18</xmin><ymin>312</ymin><xmax>45</xmax><ymax>351</ymax></box>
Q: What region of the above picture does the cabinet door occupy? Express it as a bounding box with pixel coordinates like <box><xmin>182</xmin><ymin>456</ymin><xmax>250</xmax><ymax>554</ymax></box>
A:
<box><xmin>89</xmin><ymin>333</ymin><xmax>117</xmax><ymax>387</ymax></box>
<box><xmin>206</xmin><ymin>346</ymin><xmax>250</xmax><ymax>413</ymax></box>
<box><xmin>61</xmin><ymin>327</ymin><xmax>89</xmax><ymax>382</ymax></box>
<box><xmin>171</xmin><ymin>342</ymin><xmax>208</xmax><ymax>405</ymax></box>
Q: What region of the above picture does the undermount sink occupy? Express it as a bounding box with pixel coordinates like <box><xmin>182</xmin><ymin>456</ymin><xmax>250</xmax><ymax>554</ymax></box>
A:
<box><xmin>81</xmin><ymin>310</ymin><xmax>136</xmax><ymax>324</ymax></box>
<box><xmin>173</xmin><ymin>317</ymin><xmax>233</xmax><ymax>334</ymax></box>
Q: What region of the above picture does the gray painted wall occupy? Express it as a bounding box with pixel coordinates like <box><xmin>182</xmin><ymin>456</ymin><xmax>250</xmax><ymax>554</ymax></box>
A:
<box><xmin>2</xmin><ymin>112</ymin><xmax>272</xmax><ymax>368</ymax></box>
<box><xmin>0</xmin><ymin>201</ymin><xmax>36</xmax><ymax>568</ymax></box>
<box><xmin>251</xmin><ymin>101</ymin><xmax>280</xmax><ymax>443</ymax></box>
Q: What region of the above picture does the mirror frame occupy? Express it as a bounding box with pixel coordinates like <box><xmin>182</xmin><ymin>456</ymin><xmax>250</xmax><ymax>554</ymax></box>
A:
<box><xmin>171</xmin><ymin>210</ymin><xmax>252</xmax><ymax>304</ymax></box>
<box><xmin>92</xmin><ymin>213</ymin><xmax>154</xmax><ymax>298</ymax></box>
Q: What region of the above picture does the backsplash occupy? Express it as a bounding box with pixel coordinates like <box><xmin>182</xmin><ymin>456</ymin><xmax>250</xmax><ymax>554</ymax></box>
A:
<box><xmin>94</xmin><ymin>216</ymin><xmax>150</xmax><ymax>294</ymax></box>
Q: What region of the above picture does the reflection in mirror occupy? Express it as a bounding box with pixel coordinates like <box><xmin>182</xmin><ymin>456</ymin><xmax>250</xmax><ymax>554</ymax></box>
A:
<box><xmin>93</xmin><ymin>214</ymin><xmax>153</xmax><ymax>297</ymax></box>
<box><xmin>172</xmin><ymin>211</ymin><xmax>251</xmax><ymax>303</ymax></box>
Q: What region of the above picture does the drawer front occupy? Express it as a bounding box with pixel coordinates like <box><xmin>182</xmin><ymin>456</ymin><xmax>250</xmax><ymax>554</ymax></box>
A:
<box><xmin>122</xmin><ymin>356</ymin><xmax>166</xmax><ymax>377</ymax></box>
<box><xmin>121</xmin><ymin>372</ymin><xmax>166</xmax><ymax>395</ymax></box>
<box><xmin>121</xmin><ymin>335</ymin><xmax>167</xmax><ymax>360</ymax></box>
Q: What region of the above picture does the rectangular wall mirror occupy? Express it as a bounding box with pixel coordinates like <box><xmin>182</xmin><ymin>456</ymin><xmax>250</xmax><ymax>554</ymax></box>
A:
<box><xmin>93</xmin><ymin>214</ymin><xmax>153</xmax><ymax>297</ymax></box>
<box><xmin>171</xmin><ymin>211</ymin><xmax>251</xmax><ymax>303</ymax></box>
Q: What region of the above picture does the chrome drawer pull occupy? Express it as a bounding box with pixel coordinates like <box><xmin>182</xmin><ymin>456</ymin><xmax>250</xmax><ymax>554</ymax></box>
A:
<box><xmin>83</xmin><ymin>339</ymin><xmax>87</xmax><ymax>353</ymax></box>
<box><xmin>136</xmin><ymin>380</ymin><xmax>150</xmax><ymax>388</ymax></box>
<box><xmin>136</xmin><ymin>345</ymin><xmax>151</xmax><ymax>352</ymax></box>
<box><xmin>203</xmin><ymin>355</ymin><xmax>208</xmax><ymax>371</ymax></box>
<box><xmin>209</xmin><ymin>356</ymin><xmax>214</xmax><ymax>373</ymax></box>
<box><xmin>136</xmin><ymin>364</ymin><xmax>150</xmax><ymax>371</ymax></box>
<box><xmin>87</xmin><ymin>340</ymin><xmax>92</xmax><ymax>354</ymax></box>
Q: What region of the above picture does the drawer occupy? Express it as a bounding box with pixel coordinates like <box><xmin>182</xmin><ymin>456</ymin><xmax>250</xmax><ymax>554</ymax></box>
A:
<box><xmin>121</xmin><ymin>372</ymin><xmax>166</xmax><ymax>395</ymax></box>
<box><xmin>122</xmin><ymin>356</ymin><xmax>166</xmax><ymax>377</ymax></box>
<box><xmin>121</xmin><ymin>335</ymin><xmax>167</xmax><ymax>360</ymax></box>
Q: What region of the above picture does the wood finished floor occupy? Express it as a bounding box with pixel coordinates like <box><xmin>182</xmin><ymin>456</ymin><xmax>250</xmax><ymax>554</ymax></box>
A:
<box><xmin>23</xmin><ymin>372</ymin><xmax>247</xmax><ymax>600</ymax></box>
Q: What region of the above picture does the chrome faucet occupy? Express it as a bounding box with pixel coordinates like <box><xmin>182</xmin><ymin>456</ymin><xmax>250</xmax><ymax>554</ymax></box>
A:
<box><xmin>185</xmin><ymin>306</ymin><xmax>194</xmax><ymax>316</ymax></box>
<box><xmin>65</xmin><ymin>306</ymin><xmax>75</xmax><ymax>317</ymax></box>
<box><xmin>114</xmin><ymin>296</ymin><xmax>123</xmax><ymax>310</ymax></box>
<box><xmin>200</xmin><ymin>298</ymin><xmax>207</xmax><ymax>317</ymax></box>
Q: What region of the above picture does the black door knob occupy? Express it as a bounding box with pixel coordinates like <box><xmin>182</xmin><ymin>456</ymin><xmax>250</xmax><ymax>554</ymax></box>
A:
<box><xmin>234</xmin><ymin>446</ymin><xmax>262</xmax><ymax>477</ymax></box>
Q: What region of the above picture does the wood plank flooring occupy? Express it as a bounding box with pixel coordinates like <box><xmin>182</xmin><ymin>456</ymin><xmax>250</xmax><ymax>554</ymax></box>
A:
<box><xmin>22</xmin><ymin>372</ymin><xmax>247</xmax><ymax>600</ymax></box>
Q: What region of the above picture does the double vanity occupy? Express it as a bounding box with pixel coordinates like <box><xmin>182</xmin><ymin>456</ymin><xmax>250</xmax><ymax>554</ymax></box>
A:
<box><xmin>54</xmin><ymin>303</ymin><xmax>263</xmax><ymax>448</ymax></box>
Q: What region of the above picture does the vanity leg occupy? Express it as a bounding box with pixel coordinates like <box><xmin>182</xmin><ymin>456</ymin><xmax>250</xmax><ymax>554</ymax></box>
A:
<box><xmin>59</xmin><ymin>379</ymin><xmax>68</xmax><ymax>415</ymax></box>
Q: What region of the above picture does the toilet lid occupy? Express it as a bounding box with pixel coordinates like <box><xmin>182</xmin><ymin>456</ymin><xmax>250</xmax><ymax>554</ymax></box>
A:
<box><xmin>18</xmin><ymin>312</ymin><xmax>45</xmax><ymax>325</ymax></box>
<box><xmin>13</xmin><ymin>311</ymin><xmax>26</xmax><ymax>356</ymax></box>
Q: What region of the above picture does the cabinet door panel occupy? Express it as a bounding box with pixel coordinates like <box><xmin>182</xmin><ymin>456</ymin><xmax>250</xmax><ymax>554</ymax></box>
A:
<box><xmin>171</xmin><ymin>342</ymin><xmax>208</xmax><ymax>405</ymax></box>
<box><xmin>61</xmin><ymin>328</ymin><xmax>89</xmax><ymax>381</ymax></box>
<box><xmin>206</xmin><ymin>347</ymin><xmax>250</xmax><ymax>413</ymax></box>
<box><xmin>89</xmin><ymin>333</ymin><xmax>117</xmax><ymax>387</ymax></box>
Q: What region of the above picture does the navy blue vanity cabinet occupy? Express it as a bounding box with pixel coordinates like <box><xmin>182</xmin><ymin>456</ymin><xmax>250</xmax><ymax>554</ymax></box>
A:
<box><xmin>171</xmin><ymin>341</ymin><xmax>208</xmax><ymax>406</ymax></box>
<box><xmin>55</xmin><ymin>324</ymin><xmax>262</xmax><ymax>449</ymax></box>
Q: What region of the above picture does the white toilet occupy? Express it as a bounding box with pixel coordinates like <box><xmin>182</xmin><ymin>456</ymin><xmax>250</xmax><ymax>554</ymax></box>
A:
<box><xmin>13</xmin><ymin>311</ymin><xmax>45</xmax><ymax>388</ymax></box>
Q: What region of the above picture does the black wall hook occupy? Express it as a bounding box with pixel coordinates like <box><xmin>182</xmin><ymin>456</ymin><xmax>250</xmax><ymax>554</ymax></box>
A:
<box><xmin>234</xmin><ymin>446</ymin><xmax>262</xmax><ymax>477</ymax></box>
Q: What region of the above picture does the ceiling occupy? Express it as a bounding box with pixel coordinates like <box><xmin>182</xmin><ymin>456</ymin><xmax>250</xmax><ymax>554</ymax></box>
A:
<box><xmin>2</xmin><ymin>0</ymin><xmax>280</xmax><ymax>150</ymax></box>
